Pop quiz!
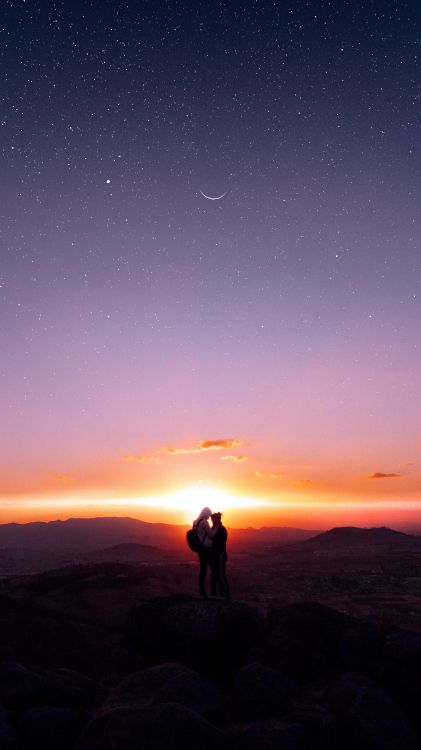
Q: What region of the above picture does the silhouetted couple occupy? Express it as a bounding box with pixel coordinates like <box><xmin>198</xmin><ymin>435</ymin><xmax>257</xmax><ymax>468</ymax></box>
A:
<box><xmin>193</xmin><ymin>507</ymin><xmax>230</xmax><ymax>600</ymax></box>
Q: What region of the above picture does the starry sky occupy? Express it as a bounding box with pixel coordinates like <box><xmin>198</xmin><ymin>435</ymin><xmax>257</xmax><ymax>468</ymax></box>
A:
<box><xmin>1</xmin><ymin>0</ymin><xmax>420</xmax><ymax>527</ymax></box>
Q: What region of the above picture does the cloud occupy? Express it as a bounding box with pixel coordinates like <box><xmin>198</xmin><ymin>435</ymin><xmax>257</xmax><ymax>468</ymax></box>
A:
<box><xmin>368</xmin><ymin>472</ymin><xmax>401</xmax><ymax>480</ymax></box>
<box><xmin>293</xmin><ymin>479</ymin><xmax>312</xmax><ymax>487</ymax></box>
<box><xmin>202</xmin><ymin>439</ymin><xmax>243</xmax><ymax>450</ymax></box>
<box><xmin>53</xmin><ymin>475</ymin><xmax>73</xmax><ymax>482</ymax></box>
<box><xmin>164</xmin><ymin>439</ymin><xmax>244</xmax><ymax>455</ymax></box>
<box><xmin>122</xmin><ymin>455</ymin><xmax>159</xmax><ymax>463</ymax></box>
<box><xmin>256</xmin><ymin>470</ymin><xmax>282</xmax><ymax>479</ymax></box>
<box><xmin>219</xmin><ymin>455</ymin><xmax>248</xmax><ymax>463</ymax></box>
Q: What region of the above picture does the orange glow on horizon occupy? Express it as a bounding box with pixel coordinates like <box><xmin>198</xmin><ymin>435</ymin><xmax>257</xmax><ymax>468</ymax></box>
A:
<box><xmin>0</xmin><ymin>483</ymin><xmax>420</xmax><ymax>530</ymax></box>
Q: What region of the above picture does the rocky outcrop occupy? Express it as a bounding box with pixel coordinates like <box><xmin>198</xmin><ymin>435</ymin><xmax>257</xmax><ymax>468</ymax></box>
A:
<box><xmin>227</xmin><ymin>719</ymin><xmax>308</xmax><ymax>750</ymax></box>
<box><xmin>234</xmin><ymin>662</ymin><xmax>293</xmax><ymax>718</ymax></box>
<box><xmin>106</xmin><ymin>662</ymin><xmax>223</xmax><ymax>718</ymax></box>
<box><xmin>126</xmin><ymin>595</ymin><xmax>263</xmax><ymax>680</ymax></box>
<box><xmin>0</xmin><ymin>662</ymin><xmax>106</xmax><ymax>710</ymax></box>
<box><xmin>381</xmin><ymin>628</ymin><xmax>421</xmax><ymax>723</ymax></box>
<box><xmin>0</xmin><ymin>596</ymin><xmax>420</xmax><ymax>750</ymax></box>
<box><xmin>0</xmin><ymin>709</ymin><xmax>16</xmax><ymax>750</ymax></box>
<box><xmin>77</xmin><ymin>701</ymin><xmax>223</xmax><ymax>750</ymax></box>
<box><xmin>328</xmin><ymin>672</ymin><xmax>420</xmax><ymax>749</ymax></box>
<box><xmin>266</xmin><ymin>602</ymin><xmax>382</xmax><ymax>678</ymax></box>
<box><xmin>18</xmin><ymin>707</ymin><xmax>83</xmax><ymax>750</ymax></box>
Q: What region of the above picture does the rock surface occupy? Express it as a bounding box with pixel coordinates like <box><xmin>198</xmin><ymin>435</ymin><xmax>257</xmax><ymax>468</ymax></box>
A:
<box><xmin>0</xmin><ymin>662</ymin><xmax>106</xmax><ymax>709</ymax></box>
<box><xmin>266</xmin><ymin>602</ymin><xmax>382</xmax><ymax>678</ymax></box>
<box><xmin>126</xmin><ymin>595</ymin><xmax>263</xmax><ymax>680</ymax></box>
<box><xmin>77</xmin><ymin>701</ymin><xmax>223</xmax><ymax>750</ymax></box>
<box><xmin>0</xmin><ymin>596</ymin><xmax>420</xmax><ymax>750</ymax></box>
<box><xmin>107</xmin><ymin>662</ymin><xmax>222</xmax><ymax>717</ymax></box>
<box><xmin>234</xmin><ymin>661</ymin><xmax>293</xmax><ymax>718</ymax></box>
<box><xmin>228</xmin><ymin>719</ymin><xmax>308</xmax><ymax>750</ymax></box>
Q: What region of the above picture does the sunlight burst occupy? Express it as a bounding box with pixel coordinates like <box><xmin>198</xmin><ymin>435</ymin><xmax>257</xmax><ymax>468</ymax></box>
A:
<box><xmin>138</xmin><ymin>484</ymin><xmax>265</xmax><ymax>522</ymax></box>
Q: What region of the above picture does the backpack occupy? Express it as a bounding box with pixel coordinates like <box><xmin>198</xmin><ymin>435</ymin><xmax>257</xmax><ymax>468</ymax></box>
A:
<box><xmin>186</xmin><ymin>526</ymin><xmax>200</xmax><ymax>553</ymax></box>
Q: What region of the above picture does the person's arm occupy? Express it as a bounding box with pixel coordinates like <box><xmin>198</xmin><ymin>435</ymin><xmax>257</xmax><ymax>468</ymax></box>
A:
<box><xmin>205</xmin><ymin>521</ymin><xmax>218</xmax><ymax>539</ymax></box>
<box><xmin>197</xmin><ymin>518</ymin><xmax>216</xmax><ymax>543</ymax></box>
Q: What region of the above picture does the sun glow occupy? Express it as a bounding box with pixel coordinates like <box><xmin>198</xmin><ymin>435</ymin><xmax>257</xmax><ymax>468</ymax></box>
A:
<box><xmin>153</xmin><ymin>485</ymin><xmax>265</xmax><ymax>522</ymax></box>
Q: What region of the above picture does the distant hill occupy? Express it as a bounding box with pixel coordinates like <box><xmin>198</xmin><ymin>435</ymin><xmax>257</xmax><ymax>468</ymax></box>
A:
<box><xmin>290</xmin><ymin>526</ymin><xmax>420</xmax><ymax>552</ymax></box>
<box><xmin>398</xmin><ymin>524</ymin><xmax>421</xmax><ymax>536</ymax></box>
<box><xmin>0</xmin><ymin>517</ymin><xmax>187</xmax><ymax>553</ymax></box>
<box><xmin>0</xmin><ymin>516</ymin><xmax>321</xmax><ymax>556</ymax></box>
<box><xmin>229</xmin><ymin>526</ymin><xmax>320</xmax><ymax>548</ymax></box>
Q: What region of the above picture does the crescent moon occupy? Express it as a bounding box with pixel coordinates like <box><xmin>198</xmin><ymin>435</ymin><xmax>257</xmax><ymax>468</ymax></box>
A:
<box><xmin>199</xmin><ymin>189</ymin><xmax>228</xmax><ymax>201</ymax></box>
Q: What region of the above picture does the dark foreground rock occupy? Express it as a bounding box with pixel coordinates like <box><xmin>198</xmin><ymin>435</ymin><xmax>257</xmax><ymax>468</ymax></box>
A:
<box><xmin>0</xmin><ymin>594</ymin><xmax>98</xmax><ymax>675</ymax></box>
<box><xmin>234</xmin><ymin>662</ymin><xmax>293</xmax><ymax>719</ymax></box>
<box><xmin>329</xmin><ymin>673</ymin><xmax>420</xmax><ymax>750</ymax></box>
<box><xmin>0</xmin><ymin>710</ymin><xmax>16</xmax><ymax>750</ymax></box>
<box><xmin>107</xmin><ymin>662</ymin><xmax>222</xmax><ymax>718</ymax></box>
<box><xmin>77</xmin><ymin>701</ymin><xmax>223</xmax><ymax>750</ymax></box>
<box><xmin>227</xmin><ymin>719</ymin><xmax>308</xmax><ymax>750</ymax></box>
<box><xmin>18</xmin><ymin>706</ymin><xmax>84</xmax><ymax>750</ymax></box>
<box><xmin>266</xmin><ymin>602</ymin><xmax>382</xmax><ymax>678</ymax></box>
<box><xmin>126</xmin><ymin>595</ymin><xmax>263</xmax><ymax>680</ymax></box>
<box><xmin>381</xmin><ymin>628</ymin><xmax>421</xmax><ymax>723</ymax></box>
<box><xmin>348</xmin><ymin>685</ymin><xmax>420</xmax><ymax>750</ymax></box>
<box><xmin>1</xmin><ymin>595</ymin><xmax>421</xmax><ymax>750</ymax></box>
<box><xmin>0</xmin><ymin>662</ymin><xmax>107</xmax><ymax>710</ymax></box>
<box><xmin>283</xmin><ymin>705</ymin><xmax>337</xmax><ymax>750</ymax></box>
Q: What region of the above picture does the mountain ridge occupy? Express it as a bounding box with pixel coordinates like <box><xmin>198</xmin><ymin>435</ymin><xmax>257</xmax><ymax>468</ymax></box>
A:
<box><xmin>0</xmin><ymin>516</ymin><xmax>320</xmax><ymax>553</ymax></box>
<box><xmin>289</xmin><ymin>525</ymin><xmax>420</xmax><ymax>551</ymax></box>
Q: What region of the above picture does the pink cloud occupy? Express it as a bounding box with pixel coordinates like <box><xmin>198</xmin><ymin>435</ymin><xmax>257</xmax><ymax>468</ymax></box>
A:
<box><xmin>219</xmin><ymin>455</ymin><xmax>248</xmax><ymax>463</ymax></box>
<box><xmin>256</xmin><ymin>470</ymin><xmax>282</xmax><ymax>479</ymax></box>
<box><xmin>164</xmin><ymin>438</ymin><xmax>244</xmax><ymax>455</ymax></box>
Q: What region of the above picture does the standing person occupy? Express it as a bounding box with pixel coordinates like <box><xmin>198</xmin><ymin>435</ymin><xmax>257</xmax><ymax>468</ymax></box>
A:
<box><xmin>210</xmin><ymin>512</ymin><xmax>230</xmax><ymax>601</ymax></box>
<box><xmin>193</xmin><ymin>507</ymin><xmax>217</xmax><ymax>598</ymax></box>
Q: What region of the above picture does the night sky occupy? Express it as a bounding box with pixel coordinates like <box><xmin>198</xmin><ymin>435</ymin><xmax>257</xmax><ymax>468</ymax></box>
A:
<box><xmin>1</xmin><ymin>0</ymin><xmax>420</xmax><ymax>527</ymax></box>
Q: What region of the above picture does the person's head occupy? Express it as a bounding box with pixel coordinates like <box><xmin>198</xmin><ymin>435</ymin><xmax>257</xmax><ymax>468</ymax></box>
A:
<box><xmin>197</xmin><ymin>507</ymin><xmax>212</xmax><ymax>521</ymax></box>
<box><xmin>211</xmin><ymin>512</ymin><xmax>222</xmax><ymax>526</ymax></box>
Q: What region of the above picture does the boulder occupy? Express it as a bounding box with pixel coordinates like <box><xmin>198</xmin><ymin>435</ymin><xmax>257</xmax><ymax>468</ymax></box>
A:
<box><xmin>0</xmin><ymin>597</ymin><xmax>95</xmax><ymax>674</ymax></box>
<box><xmin>234</xmin><ymin>662</ymin><xmax>293</xmax><ymax>719</ymax></box>
<box><xmin>266</xmin><ymin>602</ymin><xmax>381</xmax><ymax>678</ymax></box>
<box><xmin>381</xmin><ymin>629</ymin><xmax>421</xmax><ymax>721</ymax></box>
<box><xmin>0</xmin><ymin>663</ymin><xmax>48</xmax><ymax>709</ymax></box>
<box><xmin>126</xmin><ymin>595</ymin><xmax>263</xmax><ymax>681</ymax></box>
<box><xmin>0</xmin><ymin>662</ymin><xmax>106</xmax><ymax>710</ymax></box>
<box><xmin>18</xmin><ymin>706</ymin><xmax>84</xmax><ymax>750</ymax></box>
<box><xmin>283</xmin><ymin>705</ymin><xmax>337</xmax><ymax>750</ymax></box>
<box><xmin>328</xmin><ymin>672</ymin><xmax>374</xmax><ymax>715</ymax></box>
<box><xmin>46</xmin><ymin>667</ymin><xmax>107</xmax><ymax>709</ymax></box>
<box><xmin>266</xmin><ymin>603</ymin><xmax>351</xmax><ymax>677</ymax></box>
<box><xmin>107</xmin><ymin>662</ymin><xmax>222</xmax><ymax>718</ymax></box>
<box><xmin>348</xmin><ymin>686</ymin><xmax>421</xmax><ymax>750</ymax></box>
<box><xmin>328</xmin><ymin>673</ymin><xmax>421</xmax><ymax>749</ymax></box>
<box><xmin>0</xmin><ymin>710</ymin><xmax>16</xmax><ymax>750</ymax></box>
<box><xmin>227</xmin><ymin>720</ymin><xmax>308</xmax><ymax>750</ymax></box>
<box><xmin>383</xmin><ymin>629</ymin><xmax>421</xmax><ymax>674</ymax></box>
<box><xmin>340</xmin><ymin>622</ymin><xmax>383</xmax><ymax>676</ymax></box>
<box><xmin>77</xmin><ymin>701</ymin><xmax>223</xmax><ymax>750</ymax></box>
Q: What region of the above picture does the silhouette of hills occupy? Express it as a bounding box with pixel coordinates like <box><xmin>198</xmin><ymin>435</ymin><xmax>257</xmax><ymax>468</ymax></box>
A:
<box><xmin>1</xmin><ymin>518</ymin><xmax>420</xmax><ymax>580</ymax></box>
<box><xmin>290</xmin><ymin>525</ymin><xmax>420</xmax><ymax>551</ymax></box>
<box><xmin>0</xmin><ymin>516</ymin><xmax>186</xmax><ymax>552</ymax></box>
<box><xmin>0</xmin><ymin>516</ymin><xmax>320</xmax><ymax>555</ymax></box>
<box><xmin>228</xmin><ymin>525</ymin><xmax>320</xmax><ymax>547</ymax></box>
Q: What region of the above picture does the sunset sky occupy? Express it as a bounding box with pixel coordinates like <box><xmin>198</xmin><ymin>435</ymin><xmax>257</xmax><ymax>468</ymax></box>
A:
<box><xmin>1</xmin><ymin>1</ymin><xmax>420</xmax><ymax>529</ymax></box>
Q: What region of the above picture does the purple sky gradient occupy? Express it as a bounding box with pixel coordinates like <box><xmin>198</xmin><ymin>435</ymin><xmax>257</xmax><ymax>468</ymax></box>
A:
<box><xmin>1</xmin><ymin>0</ymin><xmax>420</xmax><ymax>523</ymax></box>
